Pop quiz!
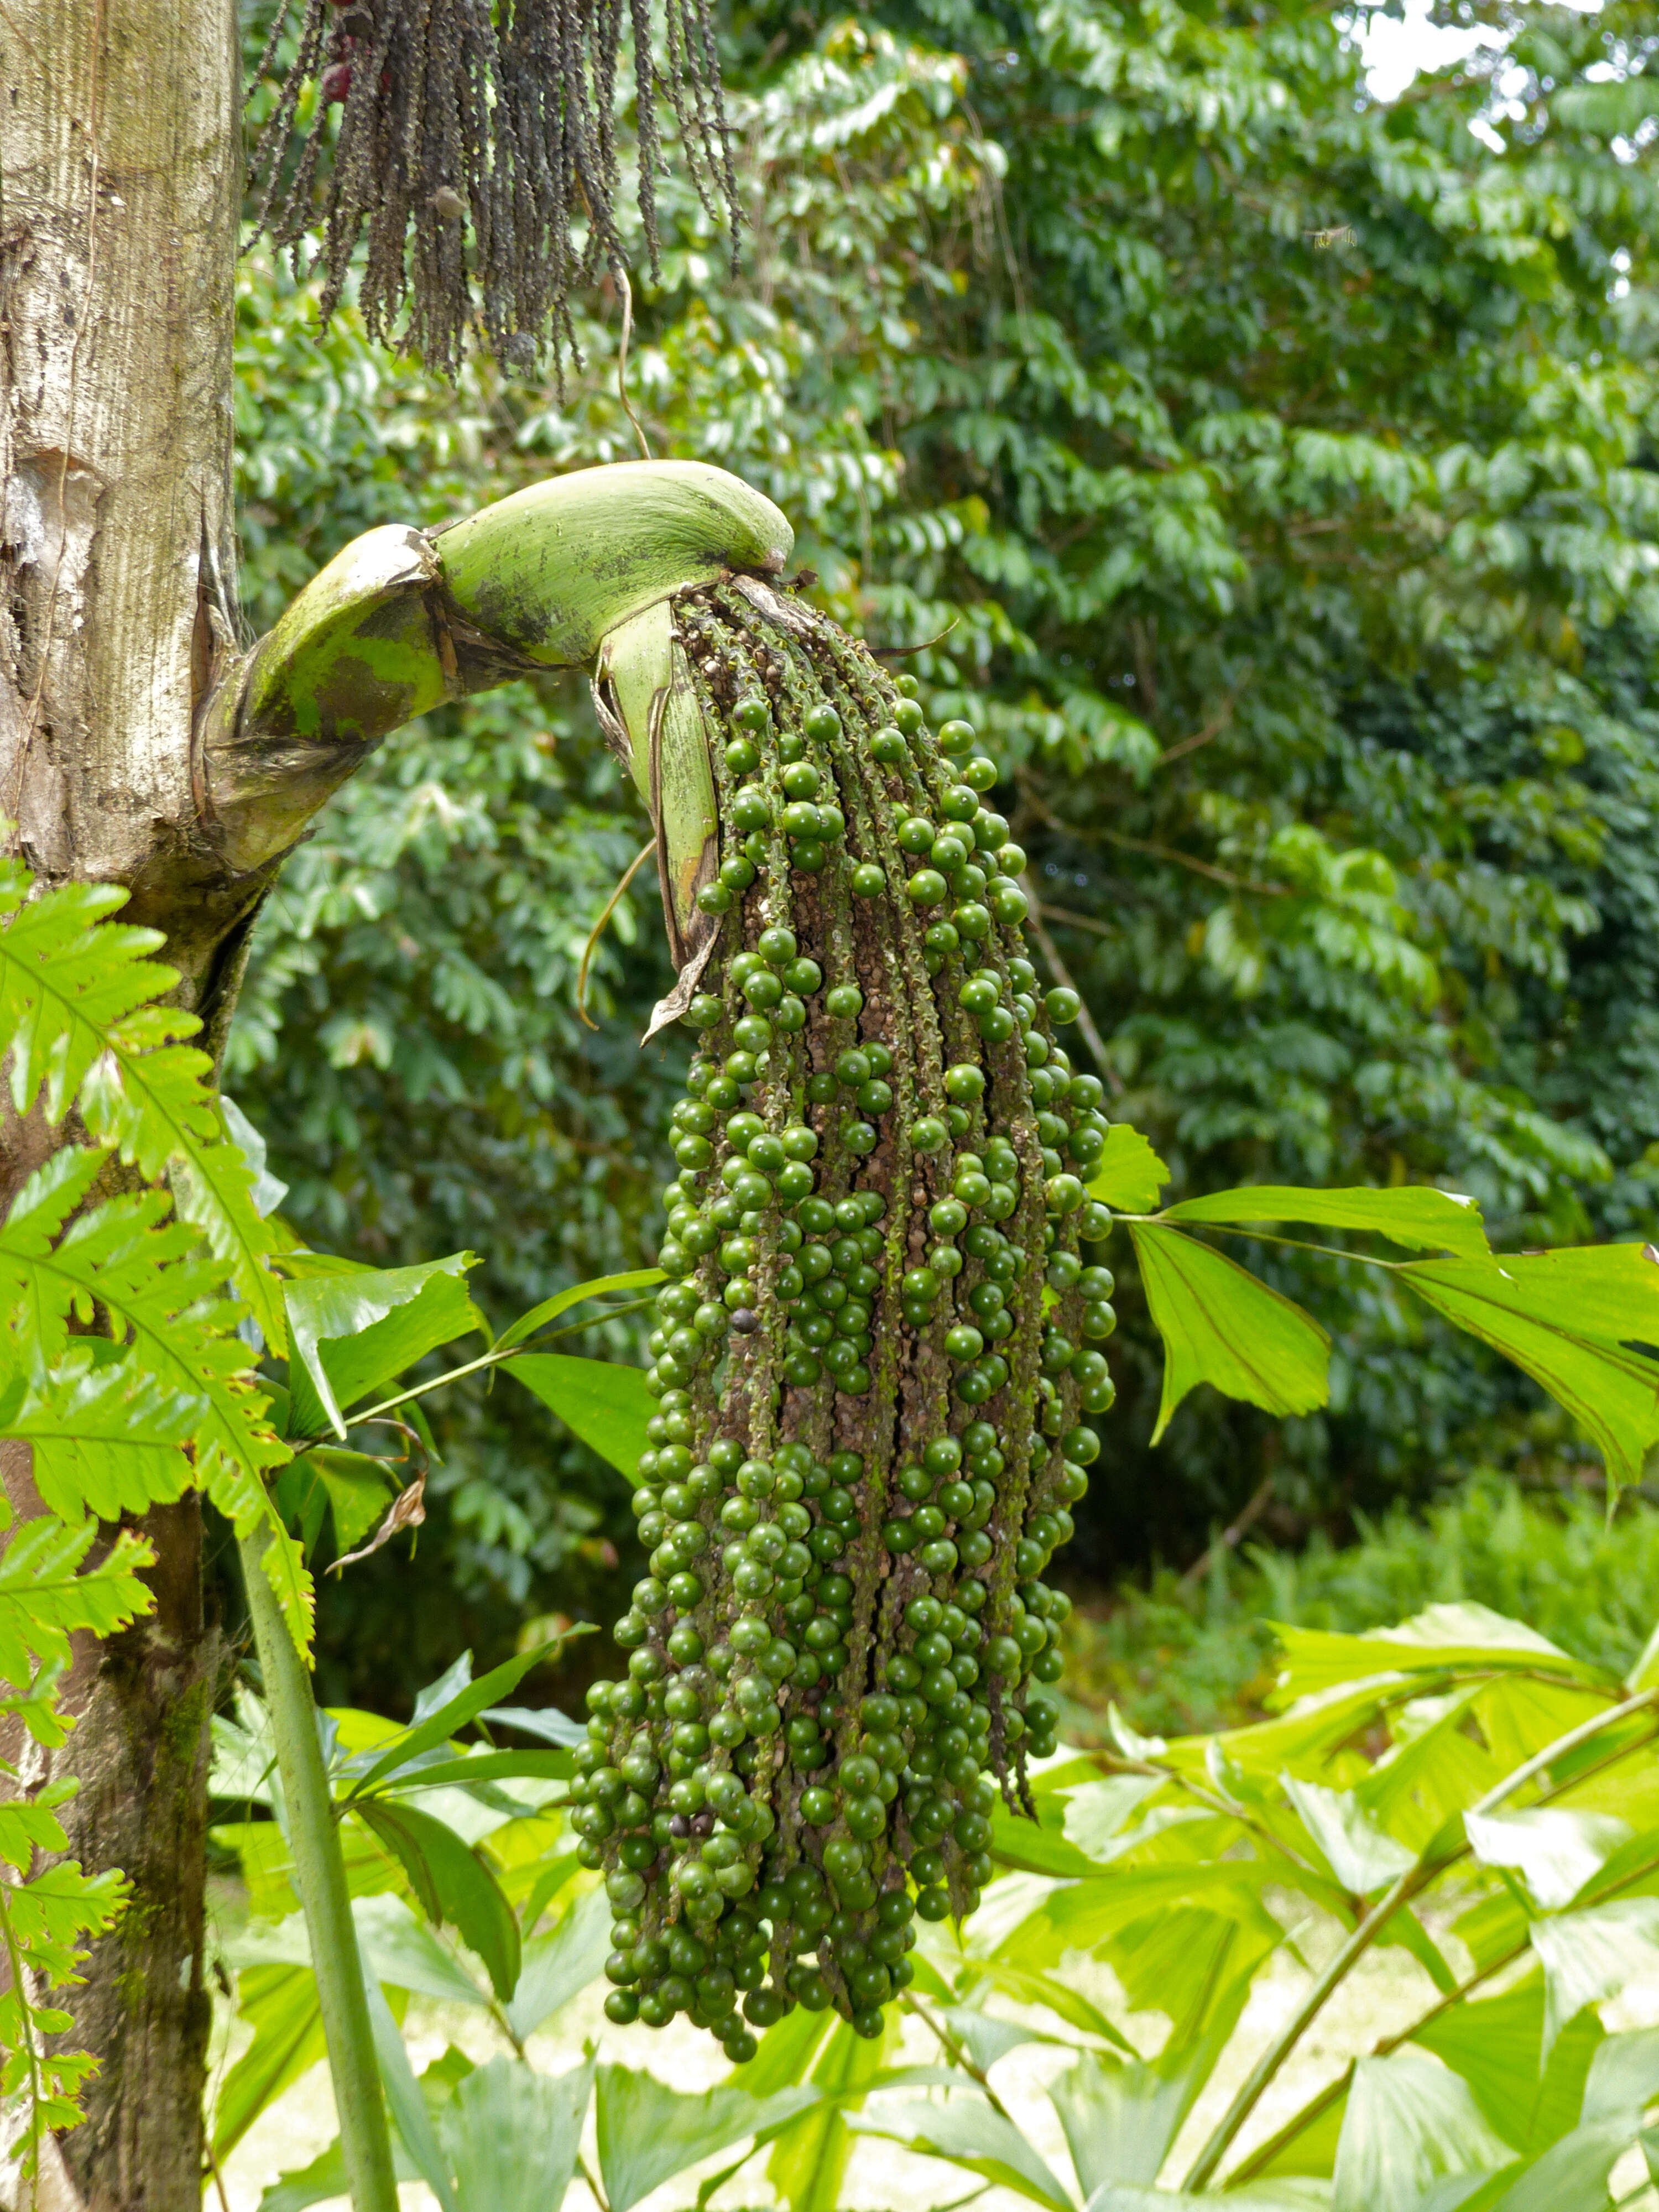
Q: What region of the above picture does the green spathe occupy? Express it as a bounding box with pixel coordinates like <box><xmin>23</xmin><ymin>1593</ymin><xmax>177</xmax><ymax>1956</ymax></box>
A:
<box><xmin>437</xmin><ymin>460</ymin><xmax>793</xmax><ymax>664</ymax></box>
<box><xmin>208</xmin><ymin>462</ymin><xmax>793</xmax><ymax>886</ymax></box>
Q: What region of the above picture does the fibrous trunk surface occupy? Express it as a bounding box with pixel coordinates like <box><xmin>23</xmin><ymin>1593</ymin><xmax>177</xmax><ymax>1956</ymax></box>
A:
<box><xmin>0</xmin><ymin>3</ymin><xmax>242</xmax><ymax>2201</ymax></box>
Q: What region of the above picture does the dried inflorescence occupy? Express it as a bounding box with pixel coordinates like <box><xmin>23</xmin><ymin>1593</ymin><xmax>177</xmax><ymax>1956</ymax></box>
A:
<box><xmin>566</xmin><ymin>581</ymin><xmax>1118</xmax><ymax>2059</ymax></box>
<box><xmin>248</xmin><ymin>0</ymin><xmax>740</xmax><ymax>378</ymax></box>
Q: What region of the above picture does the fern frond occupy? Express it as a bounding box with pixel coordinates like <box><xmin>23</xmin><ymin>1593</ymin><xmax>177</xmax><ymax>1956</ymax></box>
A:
<box><xmin>0</xmin><ymin>1519</ymin><xmax>155</xmax><ymax>1692</ymax></box>
<box><xmin>0</xmin><ymin>1359</ymin><xmax>201</xmax><ymax>1522</ymax></box>
<box><xmin>0</xmin><ymin>1839</ymin><xmax>129</xmax><ymax>2177</ymax></box>
<box><xmin>0</xmin><ymin>864</ymin><xmax>285</xmax><ymax>1344</ymax></box>
<box><xmin>0</xmin><ymin>1521</ymin><xmax>148</xmax><ymax>2176</ymax></box>
<box><xmin>0</xmin><ymin>1159</ymin><xmax>311</xmax><ymax>1653</ymax></box>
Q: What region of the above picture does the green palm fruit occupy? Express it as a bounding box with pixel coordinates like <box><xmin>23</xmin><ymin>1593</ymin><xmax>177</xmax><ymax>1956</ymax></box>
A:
<box><xmin>206</xmin><ymin>457</ymin><xmax>1109</xmax><ymax>2062</ymax></box>
<box><xmin>589</xmin><ymin>570</ymin><xmax>1109</xmax><ymax>2061</ymax></box>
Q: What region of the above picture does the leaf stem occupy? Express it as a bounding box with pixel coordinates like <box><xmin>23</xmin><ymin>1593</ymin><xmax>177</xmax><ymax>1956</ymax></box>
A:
<box><xmin>344</xmin><ymin>1296</ymin><xmax>655</xmax><ymax>1427</ymax></box>
<box><xmin>579</xmin><ymin>2152</ymin><xmax>612</xmax><ymax>2211</ymax></box>
<box><xmin>902</xmin><ymin>1993</ymin><xmax>1015</xmax><ymax>2121</ymax></box>
<box><xmin>1118</xmin><ymin>1215</ymin><xmax>1417</xmax><ymax>1272</ymax></box>
<box><xmin>1181</xmin><ymin>1683</ymin><xmax>1659</xmax><ymax>2189</ymax></box>
<box><xmin>1226</xmin><ymin>1935</ymin><xmax>1531</xmax><ymax>2183</ymax></box>
<box><xmin>238</xmin><ymin>1528</ymin><xmax>399</xmax><ymax>2212</ymax></box>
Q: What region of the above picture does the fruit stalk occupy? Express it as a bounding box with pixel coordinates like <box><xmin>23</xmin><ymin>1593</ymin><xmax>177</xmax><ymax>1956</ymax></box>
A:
<box><xmin>572</xmin><ymin>573</ymin><xmax>1118</xmax><ymax>2056</ymax></box>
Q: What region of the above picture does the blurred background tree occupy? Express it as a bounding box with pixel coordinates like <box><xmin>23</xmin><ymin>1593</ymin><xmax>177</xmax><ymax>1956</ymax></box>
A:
<box><xmin>229</xmin><ymin>0</ymin><xmax>1659</xmax><ymax>1707</ymax></box>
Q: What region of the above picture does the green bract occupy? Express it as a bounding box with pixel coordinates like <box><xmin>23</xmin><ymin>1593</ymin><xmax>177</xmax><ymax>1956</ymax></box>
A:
<box><xmin>582</xmin><ymin>576</ymin><xmax>1098</xmax><ymax>2057</ymax></box>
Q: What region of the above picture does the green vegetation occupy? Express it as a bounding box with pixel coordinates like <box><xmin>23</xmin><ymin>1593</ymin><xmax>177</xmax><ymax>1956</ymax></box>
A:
<box><xmin>231</xmin><ymin>0</ymin><xmax>1659</xmax><ymax>1699</ymax></box>
<box><xmin>4</xmin><ymin>0</ymin><xmax>1657</xmax><ymax>2198</ymax></box>
<box><xmin>1062</xmin><ymin>1474</ymin><xmax>1659</xmax><ymax>1740</ymax></box>
<box><xmin>9</xmin><ymin>687</ymin><xmax>1653</xmax><ymax>2186</ymax></box>
<box><xmin>207</xmin><ymin>1586</ymin><xmax>1659</xmax><ymax>2209</ymax></box>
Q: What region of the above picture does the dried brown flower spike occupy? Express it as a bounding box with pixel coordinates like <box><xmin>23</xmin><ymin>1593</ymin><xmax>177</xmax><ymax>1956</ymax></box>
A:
<box><xmin>247</xmin><ymin>0</ymin><xmax>740</xmax><ymax>377</ymax></box>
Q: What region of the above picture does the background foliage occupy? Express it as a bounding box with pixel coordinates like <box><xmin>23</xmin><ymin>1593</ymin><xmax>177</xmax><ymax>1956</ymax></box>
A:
<box><xmin>229</xmin><ymin>0</ymin><xmax>1659</xmax><ymax>1703</ymax></box>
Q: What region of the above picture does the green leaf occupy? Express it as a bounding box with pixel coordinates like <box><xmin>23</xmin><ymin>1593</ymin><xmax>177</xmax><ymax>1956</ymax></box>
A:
<box><xmin>1087</xmin><ymin>1123</ymin><xmax>1171</xmax><ymax>1213</ymax></box>
<box><xmin>1282</xmin><ymin>1777</ymin><xmax>1417</xmax><ymax>1896</ymax></box>
<box><xmin>758</xmin><ymin>2012</ymin><xmax>878</xmax><ymax>2212</ymax></box>
<box><xmin>502</xmin><ymin>1886</ymin><xmax>611</xmax><ymax>2043</ymax></box>
<box><xmin>1412</xmin><ymin>1981</ymin><xmax>1603</xmax><ymax>2153</ymax></box>
<box><xmin>989</xmin><ymin>1796</ymin><xmax>1102</xmax><ymax>1878</ymax></box>
<box><xmin>1086</xmin><ymin>2189</ymin><xmax>1333</xmax><ymax>2212</ymax></box>
<box><xmin>439</xmin><ymin>2056</ymin><xmax>592</xmax><ymax>2212</ymax></box>
<box><xmin>352</xmin><ymin>1800</ymin><xmax>520</xmax><ymax>1999</ymax></box>
<box><xmin>1050</xmin><ymin>2045</ymin><xmax>1214</xmax><ymax>2193</ymax></box>
<box><xmin>352</xmin><ymin>1895</ymin><xmax>495</xmax><ymax>2009</ymax></box>
<box><xmin>1399</xmin><ymin>1246</ymin><xmax>1659</xmax><ymax>1498</ymax></box>
<box><xmin>496</xmin><ymin>1267</ymin><xmax>665</xmax><ymax>1353</ymax></box>
<box><xmin>1129</xmin><ymin>1222</ymin><xmax>1330</xmax><ymax>1443</ymax></box>
<box><xmin>258</xmin><ymin>2135</ymin><xmax>356</xmax><ymax>2212</ymax></box>
<box><xmin>1162</xmin><ymin>1182</ymin><xmax>1489</xmax><ymax>1258</ymax></box>
<box><xmin>0</xmin><ymin>1520</ymin><xmax>153</xmax><ymax>1690</ymax></box>
<box><xmin>1580</xmin><ymin>2025</ymin><xmax>1659</xmax><ymax>2127</ymax></box>
<box><xmin>0</xmin><ymin>865</ymin><xmax>285</xmax><ymax>1342</ymax></box>
<box><xmin>258</xmin><ymin>2047</ymin><xmax>467</xmax><ymax>2211</ymax></box>
<box><xmin>1479</xmin><ymin>2121</ymin><xmax>1633</xmax><ymax>2212</ymax></box>
<box><xmin>212</xmin><ymin>1964</ymin><xmax>327</xmax><ymax>2159</ymax></box>
<box><xmin>1463</xmin><ymin>1808</ymin><xmax>1632</xmax><ymax>1911</ymax></box>
<box><xmin>477</xmin><ymin>1704</ymin><xmax>586</xmax><ymax>1747</ymax></box>
<box><xmin>1331</xmin><ymin>2051</ymin><xmax>1512</xmax><ymax>2212</ymax></box>
<box><xmin>364</xmin><ymin>1971</ymin><xmax>461</xmax><ymax>2212</ymax></box>
<box><xmin>221</xmin><ymin>1094</ymin><xmax>290</xmax><ymax>1218</ymax></box>
<box><xmin>0</xmin><ymin>1354</ymin><xmax>204</xmax><ymax>1520</ymax></box>
<box><xmin>345</xmin><ymin>1642</ymin><xmax>558</xmax><ymax>1793</ymax></box>
<box><xmin>847</xmin><ymin>2096</ymin><xmax>1076</xmax><ymax>2211</ymax></box>
<box><xmin>0</xmin><ymin>1852</ymin><xmax>130</xmax><ymax>2171</ymax></box>
<box><xmin>505</xmin><ymin>1352</ymin><xmax>655</xmax><ymax>1480</ymax></box>
<box><xmin>934</xmin><ymin>2005</ymin><xmax>1052</xmax><ymax>2077</ymax></box>
<box><xmin>1530</xmin><ymin>1898</ymin><xmax>1659</xmax><ymax>2059</ymax></box>
<box><xmin>306</xmin><ymin>1447</ymin><xmax>400</xmax><ymax>1554</ymax></box>
<box><xmin>285</xmin><ymin>1254</ymin><xmax>486</xmax><ymax>1441</ymax></box>
<box><xmin>0</xmin><ymin>1158</ymin><xmax>305</xmax><ymax>1647</ymax></box>
<box><xmin>593</xmin><ymin>2066</ymin><xmax>818</xmax><ymax>2212</ymax></box>
<box><xmin>369</xmin><ymin>1747</ymin><xmax>573</xmax><ymax>1794</ymax></box>
<box><xmin>1271</xmin><ymin>1605</ymin><xmax>1599</xmax><ymax>1706</ymax></box>
<box><xmin>969</xmin><ymin>1960</ymin><xmax>1138</xmax><ymax>2054</ymax></box>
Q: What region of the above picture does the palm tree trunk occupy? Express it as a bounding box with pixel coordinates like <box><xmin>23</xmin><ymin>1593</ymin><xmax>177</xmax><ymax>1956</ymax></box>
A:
<box><xmin>0</xmin><ymin>4</ymin><xmax>242</xmax><ymax>2201</ymax></box>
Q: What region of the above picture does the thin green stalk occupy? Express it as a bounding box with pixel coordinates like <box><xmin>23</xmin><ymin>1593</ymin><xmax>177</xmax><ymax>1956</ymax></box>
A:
<box><xmin>1115</xmin><ymin>1217</ymin><xmax>1415</xmax><ymax>1271</ymax></box>
<box><xmin>904</xmin><ymin>1992</ymin><xmax>1015</xmax><ymax>2121</ymax></box>
<box><xmin>1226</xmin><ymin>1936</ymin><xmax>1531</xmax><ymax>2184</ymax></box>
<box><xmin>345</xmin><ymin>1296</ymin><xmax>655</xmax><ymax>1428</ymax></box>
<box><xmin>1182</xmin><ymin>1684</ymin><xmax>1659</xmax><ymax>2190</ymax></box>
<box><xmin>1227</xmin><ymin>1745</ymin><xmax>1659</xmax><ymax>2183</ymax></box>
<box><xmin>239</xmin><ymin>1528</ymin><xmax>399</xmax><ymax>2212</ymax></box>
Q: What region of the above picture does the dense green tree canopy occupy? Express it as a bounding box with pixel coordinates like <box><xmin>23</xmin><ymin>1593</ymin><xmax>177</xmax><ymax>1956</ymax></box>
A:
<box><xmin>231</xmin><ymin>0</ymin><xmax>1659</xmax><ymax>1697</ymax></box>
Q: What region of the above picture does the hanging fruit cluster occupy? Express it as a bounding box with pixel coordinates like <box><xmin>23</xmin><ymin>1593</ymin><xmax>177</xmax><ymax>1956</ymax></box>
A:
<box><xmin>566</xmin><ymin>577</ymin><xmax>1118</xmax><ymax>2063</ymax></box>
